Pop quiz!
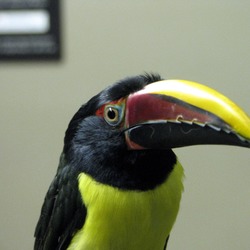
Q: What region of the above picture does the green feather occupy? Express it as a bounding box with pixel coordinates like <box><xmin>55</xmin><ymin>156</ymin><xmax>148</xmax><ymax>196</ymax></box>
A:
<box><xmin>68</xmin><ymin>160</ymin><xmax>184</xmax><ymax>250</ymax></box>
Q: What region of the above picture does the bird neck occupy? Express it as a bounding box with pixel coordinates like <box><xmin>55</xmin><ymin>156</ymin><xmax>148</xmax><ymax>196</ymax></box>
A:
<box><xmin>79</xmin><ymin>149</ymin><xmax>177</xmax><ymax>191</ymax></box>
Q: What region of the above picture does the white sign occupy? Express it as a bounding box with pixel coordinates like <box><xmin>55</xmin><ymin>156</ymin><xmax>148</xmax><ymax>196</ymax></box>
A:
<box><xmin>0</xmin><ymin>10</ymin><xmax>50</xmax><ymax>34</ymax></box>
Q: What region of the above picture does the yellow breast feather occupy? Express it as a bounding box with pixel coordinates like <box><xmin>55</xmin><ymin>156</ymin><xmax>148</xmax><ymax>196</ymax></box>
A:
<box><xmin>68</xmin><ymin>161</ymin><xmax>184</xmax><ymax>250</ymax></box>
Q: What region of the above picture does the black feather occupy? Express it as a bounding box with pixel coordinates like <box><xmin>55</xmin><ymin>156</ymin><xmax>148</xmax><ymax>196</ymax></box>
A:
<box><xmin>63</xmin><ymin>73</ymin><xmax>162</xmax><ymax>152</ymax></box>
<box><xmin>34</xmin><ymin>155</ymin><xmax>86</xmax><ymax>250</ymax></box>
<box><xmin>34</xmin><ymin>73</ymin><xmax>174</xmax><ymax>249</ymax></box>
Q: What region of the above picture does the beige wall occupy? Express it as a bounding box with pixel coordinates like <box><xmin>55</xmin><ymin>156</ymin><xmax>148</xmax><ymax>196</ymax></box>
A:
<box><xmin>1</xmin><ymin>1</ymin><xmax>250</xmax><ymax>249</ymax></box>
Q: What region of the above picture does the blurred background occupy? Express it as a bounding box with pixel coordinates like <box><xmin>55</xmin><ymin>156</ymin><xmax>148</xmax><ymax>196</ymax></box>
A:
<box><xmin>0</xmin><ymin>1</ymin><xmax>250</xmax><ymax>249</ymax></box>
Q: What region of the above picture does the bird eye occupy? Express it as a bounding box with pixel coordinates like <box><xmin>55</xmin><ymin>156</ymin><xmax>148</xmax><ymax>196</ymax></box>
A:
<box><xmin>104</xmin><ymin>105</ymin><xmax>123</xmax><ymax>126</ymax></box>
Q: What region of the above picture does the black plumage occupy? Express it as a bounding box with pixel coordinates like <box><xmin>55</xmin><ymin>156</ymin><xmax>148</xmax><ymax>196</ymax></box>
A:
<box><xmin>34</xmin><ymin>74</ymin><xmax>176</xmax><ymax>250</ymax></box>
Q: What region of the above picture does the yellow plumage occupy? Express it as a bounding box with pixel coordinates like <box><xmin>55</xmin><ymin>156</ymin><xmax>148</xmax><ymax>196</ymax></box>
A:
<box><xmin>68</xmin><ymin>160</ymin><xmax>184</xmax><ymax>250</ymax></box>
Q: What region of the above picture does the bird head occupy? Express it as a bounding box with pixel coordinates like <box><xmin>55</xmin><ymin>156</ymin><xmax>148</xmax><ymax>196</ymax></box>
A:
<box><xmin>63</xmin><ymin>74</ymin><xmax>250</xmax><ymax>190</ymax></box>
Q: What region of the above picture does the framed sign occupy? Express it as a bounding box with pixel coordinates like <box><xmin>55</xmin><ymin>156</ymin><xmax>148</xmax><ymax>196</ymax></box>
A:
<box><xmin>0</xmin><ymin>0</ymin><xmax>61</xmax><ymax>60</ymax></box>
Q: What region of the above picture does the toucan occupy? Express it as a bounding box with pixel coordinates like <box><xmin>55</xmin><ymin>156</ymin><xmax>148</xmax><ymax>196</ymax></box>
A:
<box><xmin>34</xmin><ymin>74</ymin><xmax>250</xmax><ymax>250</ymax></box>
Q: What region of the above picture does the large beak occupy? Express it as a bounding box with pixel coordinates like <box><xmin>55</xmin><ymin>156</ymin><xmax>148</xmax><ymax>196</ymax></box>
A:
<box><xmin>125</xmin><ymin>80</ymin><xmax>250</xmax><ymax>149</ymax></box>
